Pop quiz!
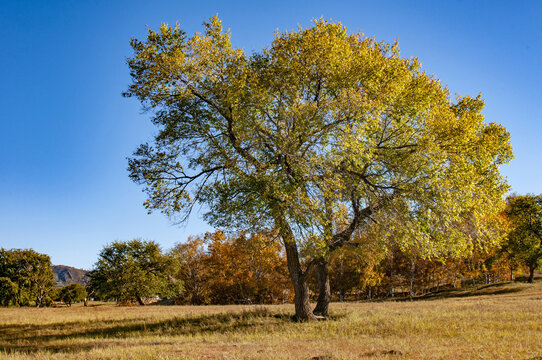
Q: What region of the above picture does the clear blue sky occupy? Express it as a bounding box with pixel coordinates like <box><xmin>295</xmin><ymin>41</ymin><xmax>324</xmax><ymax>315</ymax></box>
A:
<box><xmin>1</xmin><ymin>0</ymin><xmax>540</xmax><ymax>269</ymax></box>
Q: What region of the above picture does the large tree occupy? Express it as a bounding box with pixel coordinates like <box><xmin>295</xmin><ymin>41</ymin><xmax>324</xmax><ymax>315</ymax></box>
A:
<box><xmin>0</xmin><ymin>248</ymin><xmax>55</xmax><ymax>307</ymax></box>
<box><xmin>504</xmin><ymin>194</ymin><xmax>542</xmax><ymax>283</ymax></box>
<box><xmin>88</xmin><ymin>239</ymin><xmax>181</xmax><ymax>305</ymax></box>
<box><xmin>125</xmin><ymin>17</ymin><xmax>512</xmax><ymax>320</ymax></box>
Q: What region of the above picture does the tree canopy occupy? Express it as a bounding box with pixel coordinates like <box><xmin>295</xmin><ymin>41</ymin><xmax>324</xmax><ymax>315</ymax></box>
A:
<box><xmin>503</xmin><ymin>194</ymin><xmax>542</xmax><ymax>282</ymax></box>
<box><xmin>58</xmin><ymin>283</ymin><xmax>87</xmax><ymax>306</ymax></box>
<box><xmin>125</xmin><ymin>17</ymin><xmax>512</xmax><ymax>320</ymax></box>
<box><xmin>88</xmin><ymin>239</ymin><xmax>181</xmax><ymax>305</ymax></box>
<box><xmin>0</xmin><ymin>248</ymin><xmax>55</xmax><ymax>307</ymax></box>
<box><xmin>169</xmin><ymin>231</ymin><xmax>290</xmax><ymax>305</ymax></box>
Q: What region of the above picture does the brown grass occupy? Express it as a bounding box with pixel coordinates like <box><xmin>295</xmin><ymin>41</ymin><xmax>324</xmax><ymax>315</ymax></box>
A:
<box><xmin>1</xmin><ymin>280</ymin><xmax>542</xmax><ymax>359</ymax></box>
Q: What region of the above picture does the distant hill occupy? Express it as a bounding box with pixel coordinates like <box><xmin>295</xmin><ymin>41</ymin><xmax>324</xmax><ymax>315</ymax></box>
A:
<box><xmin>52</xmin><ymin>265</ymin><xmax>89</xmax><ymax>288</ymax></box>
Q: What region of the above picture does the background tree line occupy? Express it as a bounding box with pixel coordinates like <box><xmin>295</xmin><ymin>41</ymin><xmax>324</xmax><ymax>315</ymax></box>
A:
<box><xmin>1</xmin><ymin>193</ymin><xmax>540</xmax><ymax>307</ymax></box>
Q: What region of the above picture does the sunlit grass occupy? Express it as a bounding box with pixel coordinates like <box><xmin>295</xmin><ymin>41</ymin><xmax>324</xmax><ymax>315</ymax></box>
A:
<box><xmin>1</xmin><ymin>280</ymin><xmax>542</xmax><ymax>359</ymax></box>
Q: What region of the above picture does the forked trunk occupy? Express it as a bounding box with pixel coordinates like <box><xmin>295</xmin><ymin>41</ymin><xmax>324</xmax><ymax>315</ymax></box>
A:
<box><xmin>313</xmin><ymin>259</ymin><xmax>330</xmax><ymax>317</ymax></box>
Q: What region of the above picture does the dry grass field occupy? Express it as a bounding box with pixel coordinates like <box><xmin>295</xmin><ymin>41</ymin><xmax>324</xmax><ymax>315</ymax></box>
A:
<box><xmin>1</xmin><ymin>279</ymin><xmax>542</xmax><ymax>359</ymax></box>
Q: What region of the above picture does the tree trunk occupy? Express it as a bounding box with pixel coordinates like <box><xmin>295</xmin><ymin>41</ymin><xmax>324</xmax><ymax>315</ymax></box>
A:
<box><xmin>285</xmin><ymin>242</ymin><xmax>315</xmax><ymax>321</ymax></box>
<box><xmin>313</xmin><ymin>259</ymin><xmax>330</xmax><ymax>317</ymax></box>
<box><xmin>313</xmin><ymin>198</ymin><xmax>332</xmax><ymax>318</ymax></box>
<box><xmin>528</xmin><ymin>266</ymin><xmax>535</xmax><ymax>283</ymax></box>
<box><xmin>409</xmin><ymin>260</ymin><xmax>416</xmax><ymax>299</ymax></box>
<box><xmin>389</xmin><ymin>253</ymin><xmax>395</xmax><ymax>297</ymax></box>
<box><xmin>136</xmin><ymin>295</ymin><xmax>145</xmax><ymax>306</ymax></box>
<box><xmin>274</xmin><ymin>211</ymin><xmax>316</xmax><ymax>321</ymax></box>
<box><xmin>35</xmin><ymin>290</ymin><xmax>44</xmax><ymax>308</ymax></box>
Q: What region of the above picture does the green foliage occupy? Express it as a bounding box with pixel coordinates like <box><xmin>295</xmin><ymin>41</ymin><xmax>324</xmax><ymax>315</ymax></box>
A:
<box><xmin>88</xmin><ymin>239</ymin><xmax>182</xmax><ymax>304</ymax></box>
<box><xmin>59</xmin><ymin>283</ymin><xmax>87</xmax><ymax>306</ymax></box>
<box><xmin>503</xmin><ymin>194</ymin><xmax>542</xmax><ymax>280</ymax></box>
<box><xmin>125</xmin><ymin>17</ymin><xmax>512</xmax><ymax>318</ymax></box>
<box><xmin>0</xmin><ymin>277</ymin><xmax>18</xmax><ymax>306</ymax></box>
<box><xmin>125</xmin><ymin>16</ymin><xmax>511</xmax><ymax>251</ymax></box>
<box><xmin>0</xmin><ymin>248</ymin><xmax>55</xmax><ymax>307</ymax></box>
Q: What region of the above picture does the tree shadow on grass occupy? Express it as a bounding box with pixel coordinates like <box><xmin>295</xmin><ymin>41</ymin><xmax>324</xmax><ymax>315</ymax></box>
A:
<box><xmin>410</xmin><ymin>281</ymin><xmax>526</xmax><ymax>301</ymax></box>
<box><xmin>0</xmin><ymin>308</ymin><xmax>295</xmax><ymax>354</ymax></box>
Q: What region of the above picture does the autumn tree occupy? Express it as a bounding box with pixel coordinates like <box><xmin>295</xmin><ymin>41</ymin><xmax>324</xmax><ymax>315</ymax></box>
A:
<box><xmin>504</xmin><ymin>194</ymin><xmax>542</xmax><ymax>282</ymax></box>
<box><xmin>125</xmin><ymin>17</ymin><xmax>512</xmax><ymax>320</ymax></box>
<box><xmin>205</xmin><ymin>231</ymin><xmax>291</xmax><ymax>304</ymax></box>
<box><xmin>327</xmin><ymin>243</ymin><xmax>385</xmax><ymax>302</ymax></box>
<box><xmin>170</xmin><ymin>231</ymin><xmax>291</xmax><ymax>304</ymax></box>
<box><xmin>88</xmin><ymin>239</ymin><xmax>181</xmax><ymax>304</ymax></box>
<box><xmin>168</xmin><ymin>236</ymin><xmax>210</xmax><ymax>304</ymax></box>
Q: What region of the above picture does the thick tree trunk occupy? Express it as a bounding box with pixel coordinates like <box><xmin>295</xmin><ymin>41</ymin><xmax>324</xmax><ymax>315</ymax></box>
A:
<box><xmin>313</xmin><ymin>259</ymin><xmax>330</xmax><ymax>317</ymax></box>
<box><xmin>528</xmin><ymin>266</ymin><xmax>535</xmax><ymax>283</ymax></box>
<box><xmin>292</xmin><ymin>275</ymin><xmax>314</xmax><ymax>321</ymax></box>
<box><xmin>285</xmin><ymin>242</ymin><xmax>315</xmax><ymax>321</ymax></box>
<box><xmin>313</xmin><ymin>198</ymin><xmax>332</xmax><ymax>318</ymax></box>
<box><xmin>274</xmin><ymin>210</ymin><xmax>316</xmax><ymax>321</ymax></box>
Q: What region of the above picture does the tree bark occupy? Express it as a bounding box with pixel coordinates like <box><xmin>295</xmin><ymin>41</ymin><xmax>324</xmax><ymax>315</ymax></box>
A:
<box><xmin>528</xmin><ymin>266</ymin><xmax>535</xmax><ymax>283</ymax></box>
<box><xmin>389</xmin><ymin>253</ymin><xmax>395</xmax><ymax>297</ymax></box>
<box><xmin>293</xmin><ymin>275</ymin><xmax>314</xmax><ymax>320</ymax></box>
<box><xmin>409</xmin><ymin>260</ymin><xmax>416</xmax><ymax>299</ymax></box>
<box><xmin>313</xmin><ymin>198</ymin><xmax>332</xmax><ymax>318</ymax></box>
<box><xmin>274</xmin><ymin>211</ymin><xmax>316</xmax><ymax>321</ymax></box>
<box><xmin>313</xmin><ymin>259</ymin><xmax>330</xmax><ymax>317</ymax></box>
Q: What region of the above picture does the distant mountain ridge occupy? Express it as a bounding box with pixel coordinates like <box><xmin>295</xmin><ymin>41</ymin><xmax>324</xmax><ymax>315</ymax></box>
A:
<box><xmin>52</xmin><ymin>265</ymin><xmax>89</xmax><ymax>288</ymax></box>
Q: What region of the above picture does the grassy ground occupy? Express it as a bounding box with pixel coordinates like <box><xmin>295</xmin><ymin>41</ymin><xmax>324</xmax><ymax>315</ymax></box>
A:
<box><xmin>1</xmin><ymin>279</ymin><xmax>542</xmax><ymax>359</ymax></box>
